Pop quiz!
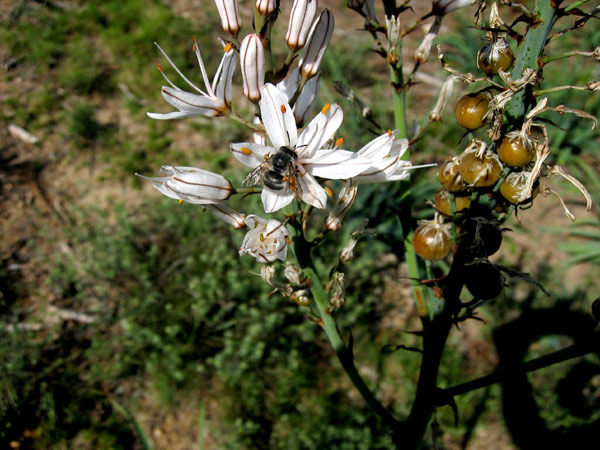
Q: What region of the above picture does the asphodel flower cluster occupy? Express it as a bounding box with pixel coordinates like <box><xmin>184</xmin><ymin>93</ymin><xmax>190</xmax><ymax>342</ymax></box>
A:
<box><xmin>139</xmin><ymin>0</ymin><xmax>418</xmax><ymax>266</ymax></box>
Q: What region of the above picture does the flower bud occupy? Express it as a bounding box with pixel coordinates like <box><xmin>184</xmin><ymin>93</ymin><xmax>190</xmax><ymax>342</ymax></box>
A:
<box><xmin>137</xmin><ymin>166</ymin><xmax>234</xmax><ymax>204</ymax></box>
<box><xmin>256</xmin><ymin>0</ymin><xmax>276</xmax><ymax>16</ymax></box>
<box><xmin>329</xmin><ymin>272</ymin><xmax>345</xmax><ymax>308</ymax></box>
<box><xmin>299</xmin><ymin>9</ymin><xmax>334</xmax><ymax>79</ymax></box>
<box><xmin>205</xmin><ymin>204</ymin><xmax>247</xmax><ymax>229</ymax></box>
<box><xmin>240</xmin><ymin>34</ymin><xmax>265</xmax><ymax>102</ymax></box>
<box><xmin>432</xmin><ymin>0</ymin><xmax>475</xmax><ymax>15</ymax></box>
<box><xmin>214</xmin><ymin>0</ymin><xmax>242</xmax><ymax>36</ymax></box>
<box><xmin>430</xmin><ymin>76</ymin><xmax>456</xmax><ymax>121</ymax></box>
<box><xmin>414</xmin><ymin>16</ymin><xmax>441</xmax><ymax>63</ymax></box>
<box><xmin>286</xmin><ymin>0</ymin><xmax>318</xmax><ymax>51</ymax></box>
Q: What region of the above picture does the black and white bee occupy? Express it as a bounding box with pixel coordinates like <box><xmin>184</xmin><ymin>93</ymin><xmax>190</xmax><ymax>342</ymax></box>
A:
<box><xmin>243</xmin><ymin>146</ymin><xmax>302</xmax><ymax>196</ymax></box>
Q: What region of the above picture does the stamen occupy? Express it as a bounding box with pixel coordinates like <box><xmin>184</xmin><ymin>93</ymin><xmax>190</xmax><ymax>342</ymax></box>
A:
<box><xmin>178</xmin><ymin>199</ymin><xmax>184</xmax><ymax>205</ymax></box>
<box><xmin>192</xmin><ymin>35</ymin><xmax>197</xmax><ymax>43</ymax></box>
<box><xmin>325</xmin><ymin>186</ymin><xmax>333</xmax><ymax>197</ymax></box>
<box><xmin>280</xmin><ymin>105</ymin><xmax>287</xmax><ymax>113</ymax></box>
<box><xmin>321</xmin><ymin>103</ymin><xmax>331</xmax><ymax>114</ymax></box>
<box><xmin>260</xmin><ymin>233</ymin><xmax>265</xmax><ymax>243</ymax></box>
<box><xmin>193</xmin><ymin>43</ymin><xmax>197</xmax><ymax>52</ymax></box>
<box><xmin>335</xmin><ymin>138</ymin><xmax>344</xmax><ymax>147</ymax></box>
<box><xmin>224</xmin><ymin>43</ymin><xmax>233</xmax><ymax>52</ymax></box>
<box><xmin>387</xmin><ymin>129</ymin><xmax>392</xmax><ymax>137</ymax></box>
<box><xmin>241</xmin><ymin>147</ymin><xmax>253</xmax><ymax>155</ymax></box>
<box><xmin>156</xmin><ymin>64</ymin><xmax>164</xmax><ymax>72</ymax></box>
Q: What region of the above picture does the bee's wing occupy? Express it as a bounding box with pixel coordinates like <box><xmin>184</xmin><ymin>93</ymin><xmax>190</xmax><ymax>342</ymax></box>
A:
<box><xmin>242</xmin><ymin>163</ymin><xmax>270</xmax><ymax>187</ymax></box>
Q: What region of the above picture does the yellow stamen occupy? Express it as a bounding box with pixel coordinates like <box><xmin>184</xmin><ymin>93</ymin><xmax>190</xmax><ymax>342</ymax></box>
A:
<box><xmin>321</xmin><ymin>103</ymin><xmax>331</xmax><ymax>114</ymax></box>
<box><xmin>193</xmin><ymin>43</ymin><xmax>197</xmax><ymax>52</ymax></box>
<box><xmin>280</xmin><ymin>105</ymin><xmax>286</xmax><ymax>114</ymax></box>
<box><xmin>241</xmin><ymin>147</ymin><xmax>253</xmax><ymax>155</ymax></box>
<box><xmin>178</xmin><ymin>199</ymin><xmax>184</xmax><ymax>205</ymax></box>
<box><xmin>335</xmin><ymin>138</ymin><xmax>344</xmax><ymax>147</ymax></box>
<box><xmin>325</xmin><ymin>186</ymin><xmax>333</xmax><ymax>197</ymax></box>
<box><xmin>387</xmin><ymin>129</ymin><xmax>392</xmax><ymax>137</ymax></box>
<box><xmin>260</xmin><ymin>233</ymin><xmax>265</xmax><ymax>243</ymax></box>
<box><xmin>224</xmin><ymin>43</ymin><xmax>233</xmax><ymax>52</ymax></box>
<box><xmin>157</xmin><ymin>64</ymin><xmax>164</xmax><ymax>72</ymax></box>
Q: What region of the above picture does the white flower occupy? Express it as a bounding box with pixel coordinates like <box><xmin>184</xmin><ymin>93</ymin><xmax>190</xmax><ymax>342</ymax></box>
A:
<box><xmin>239</xmin><ymin>215</ymin><xmax>289</xmax><ymax>263</ymax></box>
<box><xmin>353</xmin><ymin>130</ymin><xmax>413</xmax><ymax>184</ymax></box>
<box><xmin>240</xmin><ymin>34</ymin><xmax>265</xmax><ymax>102</ymax></box>
<box><xmin>147</xmin><ymin>40</ymin><xmax>236</xmax><ymax>120</ymax></box>
<box><xmin>325</xmin><ymin>180</ymin><xmax>358</xmax><ymax>231</ymax></box>
<box><xmin>136</xmin><ymin>166</ymin><xmax>234</xmax><ymax>204</ymax></box>
<box><xmin>277</xmin><ymin>67</ymin><xmax>320</xmax><ymax>127</ymax></box>
<box><xmin>231</xmin><ymin>84</ymin><xmax>371</xmax><ymax>213</ymax></box>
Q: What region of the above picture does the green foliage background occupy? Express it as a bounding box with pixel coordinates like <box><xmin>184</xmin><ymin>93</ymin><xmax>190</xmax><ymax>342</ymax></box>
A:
<box><xmin>1</xmin><ymin>1</ymin><xmax>599</xmax><ymax>449</ymax></box>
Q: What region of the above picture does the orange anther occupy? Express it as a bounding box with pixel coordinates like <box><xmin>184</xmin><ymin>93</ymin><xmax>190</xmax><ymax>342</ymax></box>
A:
<box><xmin>241</xmin><ymin>147</ymin><xmax>253</xmax><ymax>155</ymax></box>
<box><xmin>157</xmin><ymin>64</ymin><xmax>164</xmax><ymax>72</ymax></box>
<box><xmin>280</xmin><ymin>104</ymin><xmax>287</xmax><ymax>114</ymax></box>
<box><xmin>335</xmin><ymin>138</ymin><xmax>344</xmax><ymax>147</ymax></box>
<box><xmin>192</xmin><ymin>35</ymin><xmax>197</xmax><ymax>42</ymax></box>
<box><xmin>193</xmin><ymin>43</ymin><xmax>197</xmax><ymax>52</ymax></box>
<box><xmin>224</xmin><ymin>43</ymin><xmax>233</xmax><ymax>52</ymax></box>
<box><xmin>387</xmin><ymin>129</ymin><xmax>392</xmax><ymax>137</ymax></box>
<box><xmin>325</xmin><ymin>186</ymin><xmax>333</xmax><ymax>197</ymax></box>
<box><xmin>321</xmin><ymin>103</ymin><xmax>331</xmax><ymax>114</ymax></box>
<box><xmin>178</xmin><ymin>199</ymin><xmax>184</xmax><ymax>205</ymax></box>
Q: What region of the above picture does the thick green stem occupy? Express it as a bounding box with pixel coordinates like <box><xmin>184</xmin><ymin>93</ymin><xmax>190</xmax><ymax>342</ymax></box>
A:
<box><xmin>505</xmin><ymin>0</ymin><xmax>559</xmax><ymax>122</ymax></box>
<box><xmin>292</xmin><ymin>234</ymin><xmax>401</xmax><ymax>433</ymax></box>
<box><xmin>390</xmin><ymin>63</ymin><xmax>409</xmax><ymax>143</ymax></box>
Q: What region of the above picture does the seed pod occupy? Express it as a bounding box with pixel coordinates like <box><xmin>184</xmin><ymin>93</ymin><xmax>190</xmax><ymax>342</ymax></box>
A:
<box><xmin>413</xmin><ymin>216</ymin><xmax>453</xmax><ymax>261</ymax></box>
<box><xmin>460</xmin><ymin>216</ymin><xmax>503</xmax><ymax>258</ymax></box>
<box><xmin>434</xmin><ymin>188</ymin><xmax>471</xmax><ymax>216</ymax></box>
<box><xmin>455</xmin><ymin>93</ymin><xmax>489</xmax><ymax>130</ymax></box>
<box><xmin>477</xmin><ymin>38</ymin><xmax>515</xmax><ymax>75</ymax></box>
<box><xmin>499</xmin><ymin>171</ymin><xmax>538</xmax><ymax>205</ymax></box>
<box><xmin>464</xmin><ymin>261</ymin><xmax>504</xmax><ymax>299</ymax></box>
<box><xmin>439</xmin><ymin>157</ymin><xmax>468</xmax><ymax>193</ymax></box>
<box><xmin>497</xmin><ymin>135</ymin><xmax>535</xmax><ymax>167</ymax></box>
<box><xmin>459</xmin><ymin>150</ymin><xmax>502</xmax><ymax>187</ymax></box>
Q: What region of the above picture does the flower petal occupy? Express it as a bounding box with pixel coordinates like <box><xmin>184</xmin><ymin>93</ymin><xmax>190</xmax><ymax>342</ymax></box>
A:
<box><xmin>260</xmin><ymin>84</ymin><xmax>297</xmax><ymax>149</ymax></box>
<box><xmin>214</xmin><ymin>46</ymin><xmax>237</xmax><ymax>105</ymax></box>
<box><xmin>261</xmin><ymin>187</ymin><xmax>294</xmax><ymax>213</ymax></box>
<box><xmin>299</xmin><ymin>173</ymin><xmax>328</xmax><ymax>209</ymax></box>
<box><xmin>304</xmin><ymin>149</ymin><xmax>372</xmax><ymax>179</ymax></box>
<box><xmin>296</xmin><ymin>103</ymin><xmax>343</xmax><ymax>158</ymax></box>
<box><xmin>146</xmin><ymin>111</ymin><xmax>198</xmax><ymax>120</ymax></box>
<box><xmin>160</xmin><ymin>87</ymin><xmax>222</xmax><ymax>113</ymax></box>
<box><xmin>230</xmin><ymin>142</ymin><xmax>272</xmax><ymax>168</ymax></box>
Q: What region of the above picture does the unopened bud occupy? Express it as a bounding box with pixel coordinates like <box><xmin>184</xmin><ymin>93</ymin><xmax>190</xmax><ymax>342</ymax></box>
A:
<box><xmin>286</xmin><ymin>0</ymin><xmax>319</xmax><ymax>51</ymax></box>
<box><xmin>214</xmin><ymin>0</ymin><xmax>242</xmax><ymax>36</ymax></box>
<box><xmin>206</xmin><ymin>204</ymin><xmax>247</xmax><ymax>229</ymax></box>
<box><xmin>299</xmin><ymin>9</ymin><xmax>334</xmax><ymax>79</ymax></box>
<box><xmin>432</xmin><ymin>0</ymin><xmax>476</xmax><ymax>15</ymax></box>
<box><xmin>240</xmin><ymin>34</ymin><xmax>265</xmax><ymax>102</ymax></box>
<box><xmin>326</xmin><ymin>181</ymin><xmax>358</xmax><ymax>231</ymax></box>
<box><xmin>256</xmin><ymin>0</ymin><xmax>276</xmax><ymax>16</ymax></box>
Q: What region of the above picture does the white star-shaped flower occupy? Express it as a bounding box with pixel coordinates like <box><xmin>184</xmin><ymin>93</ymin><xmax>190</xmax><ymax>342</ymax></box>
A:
<box><xmin>147</xmin><ymin>39</ymin><xmax>236</xmax><ymax>120</ymax></box>
<box><xmin>230</xmin><ymin>84</ymin><xmax>371</xmax><ymax>213</ymax></box>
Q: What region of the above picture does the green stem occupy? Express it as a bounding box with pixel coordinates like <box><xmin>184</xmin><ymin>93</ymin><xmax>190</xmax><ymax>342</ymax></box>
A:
<box><xmin>292</xmin><ymin>233</ymin><xmax>401</xmax><ymax>433</ymax></box>
<box><xmin>505</xmin><ymin>0</ymin><xmax>559</xmax><ymax>122</ymax></box>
